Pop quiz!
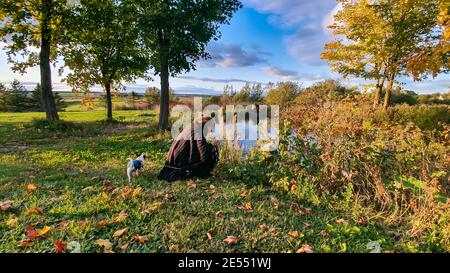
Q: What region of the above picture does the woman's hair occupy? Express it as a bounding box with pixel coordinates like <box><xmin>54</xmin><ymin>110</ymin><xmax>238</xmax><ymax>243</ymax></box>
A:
<box><xmin>200</xmin><ymin>115</ymin><xmax>213</xmax><ymax>125</ymax></box>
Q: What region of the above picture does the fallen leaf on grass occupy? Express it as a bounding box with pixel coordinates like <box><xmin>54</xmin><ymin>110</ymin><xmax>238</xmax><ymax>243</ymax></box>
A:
<box><xmin>207</xmin><ymin>229</ymin><xmax>213</xmax><ymax>240</ymax></box>
<box><xmin>223</xmin><ymin>236</ymin><xmax>239</xmax><ymax>245</ymax></box>
<box><xmin>119</xmin><ymin>243</ymin><xmax>129</xmax><ymax>250</ymax></box>
<box><xmin>6</xmin><ymin>216</ymin><xmax>19</xmax><ymax>228</ymax></box>
<box><xmin>24</xmin><ymin>225</ymin><xmax>51</xmax><ymax>240</ymax></box>
<box><xmin>164</xmin><ymin>193</ymin><xmax>176</xmax><ymax>202</ymax></box>
<box><xmin>297</xmin><ymin>244</ymin><xmax>314</xmax><ymax>253</ymax></box>
<box><xmin>17</xmin><ymin>238</ymin><xmax>33</xmax><ymax>247</ymax></box>
<box><xmin>141</xmin><ymin>202</ymin><xmax>162</xmax><ymax>216</ymax></box>
<box><xmin>113</xmin><ymin>228</ymin><xmax>128</xmax><ymax>238</ymax></box>
<box><xmin>302</xmin><ymin>222</ymin><xmax>312</xmax><ymax>228</ymax></box>
<box><xmin>95</xmin><ymin>239</ymin><xmax>113</xmax><ymax>253</ymax></box>
<box><xmin>54</xmin><ymin>240</ymin><xmax>67</xmax><ymax>253</ymax></box>
<box><xmin>237</xmin><ymin>202</ymin><xmax>252</xmax><ymax>211</ymax></box>
<box><xmin>24</xmin><ymin>207</ymin><xmax>43</xmax><ymax>216</ymax></box>
<box><xmin>111</xmin><ymin>211</ymin><xmax>128</xmax><ymax>223</ymax></box>
<box><xmin>336</xmin><ymin>218</ymin><xmax>348</xmax><ymax>225</ymax></box>
<box><xmin>187</xmin><ymin>180</ymin><xmax>197</xmax><ymax>189</ymax></box>
<box><xmin>290</xmin><ymin>181</ymin><xmax>298</xmax><ymax>193</ymax></box>
<box><xmin>37</xmin><ymin>226</ymin><xmax>51</xmax><ymax>237</ymax></box>
<box><xmin>98</xmin><ymin>219</ymin><xmax>107</xmax><ymax>229</ymax></box>
<box><xmin>27</xmin><ymin>183</ymin><xmax>37</xmax><ymax>192</ymax></box>
<box><xmin>259</xmin><ymin>224</ymin><xmax>267</xmax><ymax>230</ymax></box>
<box><xmin>0</xmin><ymin>200</ymin><xmax>13</xmax><ymax>211</ymax></box>
<box><xmin>319</xmin><ymin>230</ymin><xmax>328</xmax><ymax>238</ymax></box>
<box><xmin>358</xmin><ymin>217</ymin><xmax>367</xmax><ymax>225</ymax></box>
<box><xmin>132</xmin><ymin>187</ymin><xmax>142</xmax><ymax>198</ymax></box>
<box><xmin>215</xmin><ymin>211</ymin><xmax>222</xmax><ymax>218</ymax></box>
<box><xmin>240</xmin><ymin>191</ymin><xmax>247</xmax><ymax>198</ymax></box>
<box><xmin>297</xmin><ymin>207</ymin><xmax>313</xmax><ymax>216</ymax></box>
<box><xmin>133</xmin><ymin>236</ymin><xmax>148</xmax><ymax>244</ymax></box>
<box><xmin>288</xmin><ymin>230</ymin><xmax>299</xmax><ymax>238</ymax></box>
<box><xmin>56</xmin><ymin>221</ymin><xmax>69</xmax><ymax>229</ymax></box>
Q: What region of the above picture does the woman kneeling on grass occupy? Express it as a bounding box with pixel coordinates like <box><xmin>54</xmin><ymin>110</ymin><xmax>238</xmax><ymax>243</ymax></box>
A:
<box><xmin>158</xmin><ymin>115</ymin><xmax>220</xmax><ymax>182</ymax></box>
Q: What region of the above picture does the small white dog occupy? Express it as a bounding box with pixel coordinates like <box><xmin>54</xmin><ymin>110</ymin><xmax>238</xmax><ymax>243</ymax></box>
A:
<box><xmin>126</xmin><ymin>154</ymin><xmax>147</xmax><ymax>182</ymax></box>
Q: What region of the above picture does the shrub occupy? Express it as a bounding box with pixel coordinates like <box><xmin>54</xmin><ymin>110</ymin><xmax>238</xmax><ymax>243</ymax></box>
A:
<box><xmin>373</xmin><ymin>105</ymin><xmax>450</xmax><ymax>131</ymax></box>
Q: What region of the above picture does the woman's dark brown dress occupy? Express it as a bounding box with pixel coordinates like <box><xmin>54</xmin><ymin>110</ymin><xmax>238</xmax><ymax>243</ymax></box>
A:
<box><xmin>157</xmin><ymin>123</ymin><xmax>219</xmax><ymax>182</ymax></box>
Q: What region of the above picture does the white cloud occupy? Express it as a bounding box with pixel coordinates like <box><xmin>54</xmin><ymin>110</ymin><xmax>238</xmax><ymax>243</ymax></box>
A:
<box><xmin>200</xmin><ymin>43</ymin><xmax>270</xmax><ymax>68</ymax></box>
<box><xmin>244</xmin><ymin>0</ymin><xmax>339</xmax><ymax>66</ymax></box>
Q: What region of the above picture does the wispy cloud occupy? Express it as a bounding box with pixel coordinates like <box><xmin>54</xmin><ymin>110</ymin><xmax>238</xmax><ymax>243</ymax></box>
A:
<box><xmin>177</xmin><ymin>75</ymin><xmax>262</xmax><ymax>84</ymax></box>
<box><xmin>200</xmin><ymin>42</ymin><xmax>270</xmax><ymax>68</ymax></box>
<box><xmin>244</xmin><ymin>0</ymin><xmax>336</xmax><ymax>28</ymax></box>
<box><xmin>262</xmin><ymin>66</ymin><xmax>325</xmax><ymax>81</ymax></box>
<box><xmin>244</xmin><ymin>0</ymin><xmax>338</xmax><ymax>66</ymax></box>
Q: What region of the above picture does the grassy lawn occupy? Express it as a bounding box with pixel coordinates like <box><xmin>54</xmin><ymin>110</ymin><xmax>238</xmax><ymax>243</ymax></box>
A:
<box><xmin>0</xmin><ymin>105</ymin><xmax>423</xmax><ymax>253</ymax></box>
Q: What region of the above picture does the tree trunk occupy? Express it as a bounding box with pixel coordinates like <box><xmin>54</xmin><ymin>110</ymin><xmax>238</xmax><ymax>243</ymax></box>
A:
<box><xmin>383</xmin><ymin>74</ymin><xmax>395</xmax><ymax>110</ymax></box>
<box><xmin>105</xmin><ymin>82</ymin><xmax>113</xmax><ymax>122</ymax></box>
<box><xmin>158</xmin><ymin>31</ymin><xmax>170</xmax><ymax>130</ymax></box>
<box><xmin>373</xmin><ymin>76</ymin><xmax>385</xmax><ymax>108</ymax></box>
<box><xmin>40</xmin><ymin>0</ymin><xmax>59</xmax><ymax>122</ymax></box>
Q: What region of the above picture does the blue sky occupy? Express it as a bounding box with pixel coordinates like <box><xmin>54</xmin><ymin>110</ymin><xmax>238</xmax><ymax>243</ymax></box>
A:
<box><xmin>1</xmin><ymin>0</ymin><xmax>449</xmax><ymax>94</ymax></box>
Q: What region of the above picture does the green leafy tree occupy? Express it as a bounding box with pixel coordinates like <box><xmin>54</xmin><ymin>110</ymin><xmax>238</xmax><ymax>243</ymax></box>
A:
<box><xmin>265</xmin><ymin>82</ymin><xmax>303</xmax><ymax>106</ymax></box>
<box><xmin>145</xmin><ymin>87</ymin><xmax>161</xmax><ymax>105</ymax></box>
<box><xmin>137</xmin><ymin>0</ymin><xmax>242</xmax><ymax>129</ymax></box>
<box><xmin>322</xmin><ymin>0</ymin><xmax>442</xmax><ymax>109</ymax></box>
<box><xmin>0</xmin><ymin>0</ymin><xmax>70</xmax><ymax>120</ymax></box>
<box><xmin>60</xmin><ymin>0</ymin><xmax>151</xmax><ymax>121</ymax></box>
<box><xmin>30</xmin><ymin>83</ymin><xmax>65</xmax><ymax>111</ymax></box>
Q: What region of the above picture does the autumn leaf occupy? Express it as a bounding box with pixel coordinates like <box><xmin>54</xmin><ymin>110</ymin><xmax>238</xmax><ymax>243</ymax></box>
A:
<box><xmin>142</xmin><ymin>202</ymin><xmax>162</xmax><ymax>216</ymax></box>
<box><xmin>304</xmin><ymin>208</ymin><xmax>312</xmax><ymax>215</ymax></box>
<box><xmin>290</xmin><ymin>180</ymin><xmax>298</xmax><ymax>193</ymax></box>
<box><xmin>237</xmin><ymin>202</ymin><xmax>252</xmax><ymax>211</ymax></box>
<box><xmin>111</xmin><ymin>211</ymin><xmax>128</xmax><ymax>223</ymax></box>
<box><xmin>98</xmin><ymin>219</ymin><xmax>107</xmax><ymax>229</ymax></box>
<box><xmin>17</xmin><ymin>238</ymin><xmax>33</xmax><ymax>247</ymax></box>
<box><xmin>24</xmin><ymin>225</ymin><xmax>51</xmax><ymax>240</ymax></box>
<box><xmin>319</xmin><ymin>230</ymin><xmax>328</xmax><ymax>238</ymax></box>
<box><xmin>288</xmin><ymin>230</ymin><xmax>299</xmax><ymax>238</ymax></box>
<box><xmin>358</xmin><ymin>217</ymin><xmax>367</xmax><ymax>225</ymax></box>
<box><xmin>302</xmin><ymin>222</ymin><xmax>312</xmax><ymax>228</ymax></box>
<box><xmin>95</xmin><ymin>239</ymin><xmax>113</xmax><ymax>253</ymax></box>
<box><xmin>113</xmin><ymin>228</ymin><xmax>128</xmax><ymax>238</ymax></box>
<box><xmin>297</xmin><ymin>244</ymin><xmax>314</xmax><ymax>253</ymax></box>
<box><xmin>27</xmin><ymin>183</ymin><xmax>37</xmax><ymax>192</ymax></box>
<box><xmin>223</xmin><ymin>236</ymin><xmax>239</xmax><ymax>245</ymax></box>
<box><xmin>133</xmin><ymin>235</ymin><xmax>148</xmax><ymax>244</ymax></box>
<box><xmin>187</xmin><ymin>180</ymin><xmax>197</xmax><ymax>189</ymax></box>
<box><xmin>259</xmin><ymin>224</ymin><xmax>267</xmax><ymax>230</ymax></box>
<box><xmin>240</xmin><ymin>191</ymin><xmax>247</xmax><ymax>198</ymax></box>
<box><xmin>132</xmin><ymin>187</ymin><xmax>142</xmax><ymax>198</ymax></box>
<box><xmin>206</xmin><ymin>229</ymin><xmax>213</xmax><ymax>240</ymax></box>
<box><xmin>215</xmin><ymin>211</ymin><xmax>222</xmax><ymax>218</ymax></box>
<box><xmin>37</xmin><ymin>226</ymin><xmax>51</xmax><ymax>237</ymax></box>
<box><xmin>54</xmin><ymin>240</ymin><xmax>67</xmax><ymax>253</ymax></box>
<box><xmin>119</xmin><ymin>243</ymin><xmax>129</xmax><ymax>250</ymax></box>
<box><xmin>0</xmin><ymin>200</ymin><xmax>13</xmax><ymax>211</ymax></box>
<box><xmin>336</xmin><ymin>218</ymin><xmax>348</xmax><ymax>225</ymax></box>
<box><xmin>6</xmin><ymin>216</ymin><xmax>19</xmax><ymax>228</ymax></box>
<box><xmin>24</xmin><ymin>207</ymin><xmax>43</xmax><ymax>216</ymax></box>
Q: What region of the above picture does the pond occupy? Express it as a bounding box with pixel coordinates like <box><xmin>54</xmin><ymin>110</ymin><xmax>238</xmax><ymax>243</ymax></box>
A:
<box><xmin>212</xmin><ymin>119</ymin><xmax>278</xmax><ymax>154</ymax></box>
